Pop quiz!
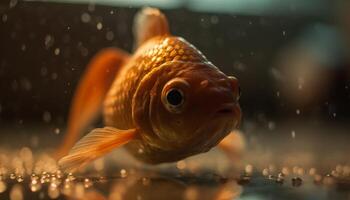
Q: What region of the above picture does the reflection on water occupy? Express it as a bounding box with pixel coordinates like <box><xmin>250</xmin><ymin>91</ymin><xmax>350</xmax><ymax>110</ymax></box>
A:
<box><xmin>0</xmin><ymin>139</ymin><xmax>348</xmax><ymax>200</ymax></box>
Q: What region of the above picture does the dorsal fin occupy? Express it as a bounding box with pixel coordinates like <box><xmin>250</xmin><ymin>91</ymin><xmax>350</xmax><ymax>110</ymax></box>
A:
<box><xmin>133</xmin><ymin>7</ymin><xmax>169</xmax><ymax>49</ymax></box>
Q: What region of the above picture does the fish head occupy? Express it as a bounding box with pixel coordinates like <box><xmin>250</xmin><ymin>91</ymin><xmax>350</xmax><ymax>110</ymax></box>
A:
<box><xmin>133</xmin><ymin>61</ymin><xmax>241</xmax><ymax>152</ymax></box>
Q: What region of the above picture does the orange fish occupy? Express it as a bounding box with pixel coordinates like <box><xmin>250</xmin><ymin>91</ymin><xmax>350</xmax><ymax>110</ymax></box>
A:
<box><xmin>57</xmin><ymin>8</ymin><xmax>242</xmax><ymax>171</ymax></box>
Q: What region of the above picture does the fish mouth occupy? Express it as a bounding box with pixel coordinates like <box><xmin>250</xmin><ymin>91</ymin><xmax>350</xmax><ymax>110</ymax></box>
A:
<box><xmin>215</xmin><ymin>103</ymin><xmax>237</xmax><ymax>116</ymax></box>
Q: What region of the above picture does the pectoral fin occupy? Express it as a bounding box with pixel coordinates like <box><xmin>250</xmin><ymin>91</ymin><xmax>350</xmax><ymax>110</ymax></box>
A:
<box><xmin>58</xmin><ymin>127</ymin><xmax>137</xmax><ymax>172</ymax></box>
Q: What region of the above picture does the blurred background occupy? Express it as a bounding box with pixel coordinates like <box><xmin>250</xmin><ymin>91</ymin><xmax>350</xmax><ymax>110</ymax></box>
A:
<box><xmin>0</xmin><ymin>0</ymin><xmax>349</xmax><ymax>162</ymax></box>
<box><xmin>0</xmin><ymin>0</ymin><xmax>350</xmax><ymax>199</ymax></box>
<box><xmin>0</xmin><ymin>0</ymin><xmax>350</xmax><ymax>163</ymax></box>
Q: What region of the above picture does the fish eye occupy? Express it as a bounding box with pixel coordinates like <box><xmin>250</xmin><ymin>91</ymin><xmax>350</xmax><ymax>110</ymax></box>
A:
<box><xmin>166</xmin><ymin>88</ymin><xmax>184</xmax><ymax>106</ymax></box>
<box><xmin>161</xmin><ymin>78</ymin><xmax>189</xmax><ymax>113</ymax></box>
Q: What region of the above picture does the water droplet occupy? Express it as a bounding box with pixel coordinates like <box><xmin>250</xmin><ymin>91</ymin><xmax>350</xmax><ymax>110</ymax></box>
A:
<box><xmin>106</xmin><ymin>31</ymin><xmax>114</xmax><ymax>41</ymax></box>
<box><xmin>291</xmin><ymin>131</ymin><xmax>296</xmax><ymax>139</ymax></box>
<box><xmin>262</xmin><ymin>168</ymin><xmax>269</xmax><ymax>176</ymax></box>
<box><xmin>120</xmin><ymin>169</ymin><xmax>127</xmax><ymax>178</ymax></box>
<box><xmin>309</xmin><ymin>168</ymin><xmax>317</xmax><ymax>176</ymax></box>
<box><xmin>43</xmin><ymin>111</ymin><xmax>51</xmax><ymax>123</ymax></box>
<box><xmin>210</xmin><ymin>16</ymin><xmax>219</xmax><ymax>24</ymax></box>
<box><xmin>44</xmin><ymin>34</ymin><xmax>54</xmax><ymax>49</ymax></box>
<box><xmin>21</xmin><ymin>44</ymin><xmax>26</xmax><ymax>51</ymax></box>
<box><xmin>2</xmin><ymin>14</ymin><xmax>8</xmax><ymax>22</ymax></box>
<box><xmin>54</xmin><ymin>48</ymin><xmax>60</xmax><ymax>55</ymax></box>
<box><xmin>83</xmin><ymin>178</ymin><xmax>92</xmax><ymax>188</ymax></box>
<box><xmin>10</xmin><ymin>173</ymin><xmax>16</xmax><ymax>179</ymax></box>
<box><xmin>96</xmin><ymin>22</ymin><xmax>103</xmax><ymax>30</ymax></box>
<box><xmin>276</xmin><ymin>173</ymin><xmax>284</xmax><ymax>184</ymax></box>
<box><xmin>296</xmin><ymin>109</ymin><xmax>300</xmax><ymax>115</ymax></box>
<box><xmin>282</xmin><ymin>167</ymin><xmax>290</xmax><ymax>175</ymax></box>
<box><xmin>81</xmin><ymin>13</ymin><xmax>91</xmax><ymax>23</ymax></box>
<box><xmin>245</xmin><ymin>164</ymin><xmax>253</xmax><ymax>175</ymax></box>
<box><xmin>268</xmin><ymin>121</ymin><xmax>275</xmax><ymax>130</ymax></box>
<box><xmin>54</xmin><ymin>128</ymin><xmax>60</xmax><ymax>135</ymax></box>
<box><xmin>9</xmin><ymin>0</ymin><xmax>18</xmax><ymax>8</ymax></box>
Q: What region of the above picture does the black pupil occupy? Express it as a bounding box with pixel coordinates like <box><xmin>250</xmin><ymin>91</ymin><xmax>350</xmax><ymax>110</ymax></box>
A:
<box><xmin>167</xmin><ymin>89</ymin><xmax>183</xmax><ymax>106</ymax></box>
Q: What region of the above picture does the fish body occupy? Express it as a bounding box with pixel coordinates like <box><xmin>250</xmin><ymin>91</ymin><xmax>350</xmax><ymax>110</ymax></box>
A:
<box><xmin>57</xmin><ymin>8</ymin><xmax>241</xmax><ymax>171</ymax></box>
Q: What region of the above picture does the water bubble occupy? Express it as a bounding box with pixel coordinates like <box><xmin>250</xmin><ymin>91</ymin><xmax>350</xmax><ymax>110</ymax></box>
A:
<box><xmin>245</xmin><ymin>164</ymin><xmax>253</xmax><ymax>175</ymax></box>
<box><xmin>21</xmin><ymin>44</ymin><xmax>26</xmax><ymax>51</ymax></box>
<box><xmin>30</xmin><ymin>177</ymin><xmax>42</xmax><ymax>192</ymax></box>
<box><xmin>96</xmin><ymin>22</ymin><xmax>103</xmax><ymax>30</ymax></box>
<box><xmin>54</xmin><ymin>48</ymin><xmax>60</xmax><ymax>55</ymax></box>
<box><xmin>276</xmin><ymin>173</ymin><xmax>284</xmax><ymax>184</ymax></box>
<box><xmin>297</xmin><ymin>168</ymin><xmax>305</xmax><ymax>176</ymax></box>
<box><xmin>16</xmin><ymin>175</ymin><xmax>23</xmax><ymax>182</ymax></box>
<box><xmin>120</xmin><ymin>169</ymin><xmax>127</xmax><ymax>178</ymax></box>
<box><xmin>268</xmin><ymin>121</ymin><xmax>275</xmax><ymax>130</ymax></box>
<box><xmin>54</xmin><ymin>128</ymin><xmax>60</xmax><ymax>135</ymax></box>
<box><xmin>2</xmin><ymin>14</ymin><xmax>8</xmax><ymax>22</ymax></box>
<box><xmin>44</xmin><ymin>35</ymin><xmax>54</xmax><ymax>49</ymax></box>
<box><xmin>81</xmin><ymin>13</ymin><xmax>91</xmax><ymax>23</ymax></box>
<box><xmin>106</xmin><ymin>31</ymin><xmax>114</xmax><ymax>41</ymax></box>
<box><xmin>309</xmin><ymin>168</ymin><xmax>317</xmax><ymax>176</ymax></box>
<box><xmin>210</xmin><ymin>16</ymin><xmax>219</xmax><ymax>24</ymax></box>
<box><xmin>10</xmin><ymin>173</ymin><xmax>16</xmax><ymax>179</ymax></box>
<box><xmin>9</xmin><ymin>0</ymin><xmax>18</xmax><ymax>8</ymax></box>
<box><xmin>43</xmin><ymin>111</ymin><xmax>51</xmax><ymax>123</ymax></box>
<box><xmin>262</xmin><ymin>168</ymin><xmax>269</xmax><ymax>176</ymax></box>
<box><xmin>291</xmin><ymin>131</ymin><xmax>296</xmax><ymax>139</ymax></box>
<box><xmin>282</xmin><ymin>167</ymin><xmax>290</xmax><ymax>176</ymax></box>
<box><xmin>84</xmin><ymin>178</ymin><xmax>92</xmax><ymax>188</ymax></box>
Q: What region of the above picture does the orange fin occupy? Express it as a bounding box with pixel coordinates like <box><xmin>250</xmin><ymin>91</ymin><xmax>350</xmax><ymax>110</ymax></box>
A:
<box><xmin>133</xmin><ymin>7</ymin><xmax>169</xmax><ymax>49</ymax></box>
<box><xmin>54</xmin><ymin>48</ymin><xmax>130</xmax><ymax>159</ymax></box>
<box><xmin>58</xmin><ymin>127</ymin><xmax>137</xmax><ymax>172</ymax></box>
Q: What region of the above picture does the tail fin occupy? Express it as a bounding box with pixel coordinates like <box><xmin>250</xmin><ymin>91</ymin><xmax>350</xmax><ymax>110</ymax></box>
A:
<box><xmin>54</xmin><ymin>48</ymin><xmax>130</xmax><ymax>159</ymax></box>
<box><xmin>133</xmin><ymin>7</ymin><xmax>170</xmax><ymax>49</ymax></box>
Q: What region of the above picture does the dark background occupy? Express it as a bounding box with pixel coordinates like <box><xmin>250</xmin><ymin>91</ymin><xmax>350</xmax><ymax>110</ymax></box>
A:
<box><xmin>0</xmin><ymin>1</ymin><xmax>349</xmax><ymax>130</ymax></box>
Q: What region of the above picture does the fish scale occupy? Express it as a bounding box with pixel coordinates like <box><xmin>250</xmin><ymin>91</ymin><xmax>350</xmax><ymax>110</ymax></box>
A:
<box><xmin>103</xmin><ymin>36</ymin><xmax>207</xmax><ymax>129</ymax></box>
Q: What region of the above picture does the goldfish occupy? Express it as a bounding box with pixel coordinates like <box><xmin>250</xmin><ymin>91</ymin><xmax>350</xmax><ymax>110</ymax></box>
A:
<box><xmin>57</xmin><ymin>7</ymin><xmax>242</xmax><ymax>171</ymax></box>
